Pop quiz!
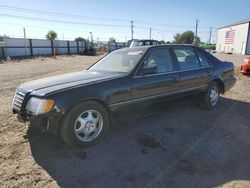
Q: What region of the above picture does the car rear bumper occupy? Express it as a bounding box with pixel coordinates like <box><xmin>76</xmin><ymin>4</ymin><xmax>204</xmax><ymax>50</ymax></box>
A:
<box><xmin>223</xmin><ymin>76</ymin><xmax>236</xmax><ymax>93</ymax></box>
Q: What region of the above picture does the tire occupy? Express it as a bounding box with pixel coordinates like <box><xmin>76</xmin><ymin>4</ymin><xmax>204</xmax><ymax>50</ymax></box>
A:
<box><xmin>203</xmin><ymin>82</ymin><xmax>220</xmax><ymax>110</ymax></box>
<box><xmin>60</xmin><ymin>101</ymin><xmax>109</xmax><ymax>148</ymax></box>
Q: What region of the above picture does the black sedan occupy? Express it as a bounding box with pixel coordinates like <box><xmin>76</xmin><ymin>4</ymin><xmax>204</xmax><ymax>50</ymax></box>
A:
<box><xmin>12</xmin><ymin>45</ymin><xmax>236</xmax><ymax>147</ymax></box>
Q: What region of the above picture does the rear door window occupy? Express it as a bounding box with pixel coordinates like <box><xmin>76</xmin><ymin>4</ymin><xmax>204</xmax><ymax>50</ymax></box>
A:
<box><xmin>197</xmin><ymin>51</ymin><xmax>210</xmax><ymax>67</ymax></box>
<box><xmin>173</xmin><ymin>47</ymin><xmax>200</xmax><ymax>70</ymax></box>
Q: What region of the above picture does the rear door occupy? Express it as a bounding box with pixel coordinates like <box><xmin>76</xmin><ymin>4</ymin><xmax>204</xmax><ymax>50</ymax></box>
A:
<box><xmin>172</xmin><ymin>46</ymin><xmax>212</xmax><ymax>94</ymax></box>
<box><xmin>132</xmin><ymin>47</ymin><xmax>179</xmax><ymax>102</ymax></box>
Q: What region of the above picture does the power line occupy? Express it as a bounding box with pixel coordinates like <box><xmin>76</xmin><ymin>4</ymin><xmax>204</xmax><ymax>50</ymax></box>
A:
<box><xmin>0</xmin><ymin>13</ymin><xmax>129</xmax><ymax>28</ymax></box>
<box><xmin>0</xmin><ymin>21</ymin><xmax>130</xmax><ymax>35</ymax></box>
<box><xmin>0</xmin><ymin>4</ymin><xmax>214</xmax><ymax>42</ymax></box>
<box><xmin>0</xmin><ymin>21</ymin><xmax>131</xmax><ymax>41</ymax></box>
<box><xmin>0</xmin><ymin>4</ymin><xmax>130</xmax><ymax>22</ymax></box>
<box><xmin>136</xmin><ymin>21</ymin><xmax>194</xmax><ymax>29</ymax></box>
<box><xmin>0</xmin><ymin>4</ymin><xmax>213</xmax><ymax>30</ymax></box>
<box><xmin>0</xmin><ymin>13</ymin><xmax>205</xmax><ymax>36</ymax></box>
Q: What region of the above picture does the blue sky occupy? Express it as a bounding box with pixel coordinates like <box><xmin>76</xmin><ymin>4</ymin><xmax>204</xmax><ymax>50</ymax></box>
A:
<box><xmin>0</xmin><ymin>0</ymin><xmax>249</xmax><ymax>42</ymax></box>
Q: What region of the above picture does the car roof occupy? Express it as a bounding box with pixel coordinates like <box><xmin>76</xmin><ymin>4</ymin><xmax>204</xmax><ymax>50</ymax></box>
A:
<box><xmin>132</xmin><ymin>39</ymin><xmax>160</xmax><ymax>42</ymax></box>
<box><xmin>117</xmin><ymin>44</ymin><xmax>198</xmax><ymax>52</ymax></box>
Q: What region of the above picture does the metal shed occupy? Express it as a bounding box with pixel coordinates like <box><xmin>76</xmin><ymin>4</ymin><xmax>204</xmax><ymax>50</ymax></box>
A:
<box><xmin>216</xmin><ymin>18</ymin><xmax>250</xmax><ymax>55</ymax></box>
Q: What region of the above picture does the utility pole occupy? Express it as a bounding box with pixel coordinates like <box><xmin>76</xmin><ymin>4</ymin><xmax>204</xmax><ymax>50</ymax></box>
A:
<box><xmin>195</xmin><ymin>19</ymin><xmax>199</xmax><ymax>45</ymax></box>
<box><xmin>195</xmin><ymin>19</ymin><xmax>198</xmax><ymax>38</ymax></box>
<box><xmin>131</xmin><ymin>21</ymin><xmax>134</xmax><ymax>40</ymax></box>
<box><xmin>208</xmin><ymin>27</ymin><xmax>212</xmax><ymax>44</ymax></box>
<box><xmin>90</xmin><ymin>32</ymin><xmax>93</xmax><ymax>47</ymax></box>
<box><xmin>149</xmin><ymin>27</ymin><xmax>152</xmax><ymax>40</ymax></box>
<box><xmin>23</xmin><ymin>28</ymin><xmax>27</xmax><ymax>57</ymax></box>
<box><xmin>90</xmin><ymin>32</ymin><xmax>93</xmax><ymax>43</ymax></box>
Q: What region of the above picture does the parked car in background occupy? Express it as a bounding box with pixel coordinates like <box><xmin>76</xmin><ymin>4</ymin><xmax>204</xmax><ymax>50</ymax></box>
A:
<box><xmin>129</xmin><ymin>39</ymin><xmax>160</xmax><ymax>47</ymax></box>
<box><xmin>12</xmin><ymin>45</ymin><xmax>236</xmax><ymax>147</ymax></box>
<box><xmin>241</xmin><ymin>56</ymin><xmax>250</xmax><ymax>74</ymax></box>
<box><xmin>200</xmin><ymin>43</ymin><xmax>216</xmax><ymax>50</ymax></box>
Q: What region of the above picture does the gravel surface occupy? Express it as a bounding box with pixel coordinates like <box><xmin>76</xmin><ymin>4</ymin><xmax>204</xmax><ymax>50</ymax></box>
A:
<box><xmin>0</xmin><ymin>53</ymin><xmax>250</xmax><ymax>188</ymax></box>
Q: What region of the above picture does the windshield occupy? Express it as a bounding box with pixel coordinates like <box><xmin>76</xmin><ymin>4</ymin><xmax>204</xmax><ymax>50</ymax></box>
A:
<box><xmin>89</xmin><ymin>49</ymin><xmax>144</xmax><ymax>73</ymax></box>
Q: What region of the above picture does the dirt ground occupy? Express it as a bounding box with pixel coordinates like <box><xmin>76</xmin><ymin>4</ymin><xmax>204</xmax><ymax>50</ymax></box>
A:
<box><xmin>0</xmin><ymin>53</ymin><xmax>250</xmax><ymax>188</ymax></box>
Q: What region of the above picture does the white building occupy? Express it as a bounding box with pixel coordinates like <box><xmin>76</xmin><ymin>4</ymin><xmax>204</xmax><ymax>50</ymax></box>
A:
<box><xmin>216</xmin><ymin>18</ymin><xmax>250</xmax><ymax>55</ymax></box>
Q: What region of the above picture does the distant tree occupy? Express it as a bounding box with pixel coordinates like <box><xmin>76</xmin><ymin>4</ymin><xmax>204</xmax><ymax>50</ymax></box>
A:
<box><xmin>173</xmin><ymin>30</ymin><xmax>200</xmax><ymax>45</ymax></box>
<box><xmin>75</xmin><ymin>37</ymin><xmax>85</xmax><ymax>41</ymax></box>
<box><xmin>46</xmin><ymin>31</ymin><xmax>57</xmax><ymax>58</ymax></box>
<box><xmin>173</xmin><ymin>33</ymin><xmax>182</xmax><ymax>43</ymax></box>
<box><xmin>166</xmin><ymin>41</ymin><xmax>171</xmax><ymax>44</ymax></box>
<box><xmin>46</xmin><ymin>30</ymin><xmax>57</xmax><ymax>40</ymax></box>
<box><xmin>159</xmin><ymin>40</ymin><xmax>165</xmax><ymax>45</ymax></box>
<box><xmin>109</xmin><ymin>37</ymin><xmax>116</xmax><ymax>43</ymax></box>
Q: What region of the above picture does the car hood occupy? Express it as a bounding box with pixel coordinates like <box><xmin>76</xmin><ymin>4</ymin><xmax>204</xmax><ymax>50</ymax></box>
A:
<box><xmin>19</xmin><ymin>70</ymin><xmax>123</xmax><ymax>96</ymax></box>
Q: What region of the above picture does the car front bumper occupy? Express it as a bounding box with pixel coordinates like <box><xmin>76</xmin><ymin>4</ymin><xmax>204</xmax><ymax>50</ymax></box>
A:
<box><xmin>12</xmin><ymin>88</ymin><xmax>63</xmax><ymax>134</ymax></box>
<box><xmin>30</xmin><ymin>114</ymin><xmax>61</xmax><ymax>134</ymax></box>
<box><xmin>14</xmin><ymin>109</ymin><xmax>62</xmax><ymax>134</ymax></box>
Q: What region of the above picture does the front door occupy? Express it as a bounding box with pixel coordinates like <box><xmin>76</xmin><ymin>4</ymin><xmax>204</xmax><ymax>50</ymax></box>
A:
<box><xmin>132</xmin><ymin>47</ymin><xmax>179</xmax><ymax>103</ymax></box>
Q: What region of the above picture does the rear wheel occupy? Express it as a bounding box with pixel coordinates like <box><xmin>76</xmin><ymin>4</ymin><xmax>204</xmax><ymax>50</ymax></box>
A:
<box><xmin>60</xmin><ymin>101</ymin><xmax>109</xmax><ymax>147</ymax></box>
<box><xmin>203</xmin><ymin>82</ymin><xmax>220</xmax><ymax>110</ymax></box>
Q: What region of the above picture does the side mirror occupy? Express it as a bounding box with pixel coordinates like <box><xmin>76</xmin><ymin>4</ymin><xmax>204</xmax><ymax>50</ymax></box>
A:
<box><xmin>140</xmin><ymin>67</ymin><xmax>157</xmax><ymax>75</ymax></box>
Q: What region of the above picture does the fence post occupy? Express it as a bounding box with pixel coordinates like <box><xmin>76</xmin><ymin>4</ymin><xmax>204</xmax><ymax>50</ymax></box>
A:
<box><xmin>77</xmin><ymin>41</ymin><xmax>79</xmax><ymax>54</ymax></box>
<box><xmin>29</xmin><ymin>39</ymin><xmax>33</xmax><ymax>56</ymax></box>
<box><xmin>50</xmin><ymin>40</ymin><xmax>54</xmax><ymax>55</ymax></box>
<box><xmin>67</xmin><ymin>40</ymin><xmax>70</xmax><ymax>55</ymax></box>
<box><xmin>0</xmin><ymin>37</ymin><xmax>5</xmax><ymax>59</ymax></box>
<box><xmin>84</xmin><ymin>40</ymin><xmax>87</xmax><ymax>53</ymax></box>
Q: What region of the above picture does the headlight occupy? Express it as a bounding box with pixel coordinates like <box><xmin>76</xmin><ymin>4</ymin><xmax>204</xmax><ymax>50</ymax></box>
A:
<box><xmin>26</xmin><ymin>97</ymin><xmax>54</xmax><ymax>115</ymax></box>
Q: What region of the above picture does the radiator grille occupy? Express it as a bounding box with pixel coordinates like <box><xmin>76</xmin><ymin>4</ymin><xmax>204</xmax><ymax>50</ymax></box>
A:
<box><xmin>12</xmin><ymin>90</ymin><xmax>25</xmax><ymax>112</ymax></box>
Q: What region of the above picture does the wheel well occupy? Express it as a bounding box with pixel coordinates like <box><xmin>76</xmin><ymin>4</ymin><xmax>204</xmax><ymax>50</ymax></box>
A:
<box><xmin>212</xmin><ymin>79</ymin><xmax>225</xmax><ymax>94</ymax></box>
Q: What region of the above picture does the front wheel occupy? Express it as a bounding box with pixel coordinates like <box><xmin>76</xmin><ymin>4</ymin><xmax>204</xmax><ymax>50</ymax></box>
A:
<box><xmin>60</xmin><ymin>101</ymin><xmax>109</xmax><ymax>147</ymax></box>
<box><xmin>203</xmin><ymin>82</ymin><xmax>220</xmax><ymax>110</ymax></box>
